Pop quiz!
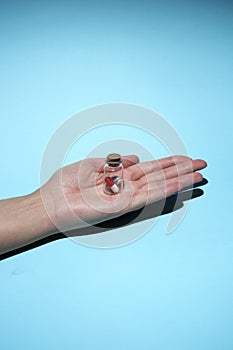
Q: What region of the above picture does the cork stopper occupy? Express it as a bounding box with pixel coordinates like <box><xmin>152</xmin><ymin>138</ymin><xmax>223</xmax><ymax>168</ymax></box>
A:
<box><xmin>106</xmin><ymin>153</ymin><xmax>122</xmax><ymax>166</ymax></box>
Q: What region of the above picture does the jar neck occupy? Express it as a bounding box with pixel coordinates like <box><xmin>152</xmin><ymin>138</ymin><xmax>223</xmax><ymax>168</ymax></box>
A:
<box><xmin>106</xmin><ymin>160</ymin><xmax>122</xmax><ymax>167</ymax></box>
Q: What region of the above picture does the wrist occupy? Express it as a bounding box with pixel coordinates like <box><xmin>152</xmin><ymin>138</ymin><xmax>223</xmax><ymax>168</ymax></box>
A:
<box><xmin>0</xmin><ymin>190</ymin><xmax>58</xmax><ymax>254</ymax></box>
<box><xmin>25</xmin><ymin>190</ymin><xmax>58</xmax><ymax>237</ymax></box>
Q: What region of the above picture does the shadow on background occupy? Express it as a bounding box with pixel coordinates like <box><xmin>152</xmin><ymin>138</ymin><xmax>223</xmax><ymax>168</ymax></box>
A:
<box><xmin>0</xmin><ymin>179</ymin><xmax>208</xmax><ymax>261</ymax></box>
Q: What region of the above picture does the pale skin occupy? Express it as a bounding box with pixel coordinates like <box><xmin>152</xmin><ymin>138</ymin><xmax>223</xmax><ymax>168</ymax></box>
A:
<box><xmin>0</xmin><ymin>155</ymin><xmax>207</xmax><ymax>254</ymax></box>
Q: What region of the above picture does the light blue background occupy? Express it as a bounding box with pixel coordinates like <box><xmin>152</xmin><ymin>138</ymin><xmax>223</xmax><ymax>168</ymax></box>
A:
<box><xmin>0</xmin><ymin>0</ymin><xmax>232</xmax><ymax>349</ymax></box>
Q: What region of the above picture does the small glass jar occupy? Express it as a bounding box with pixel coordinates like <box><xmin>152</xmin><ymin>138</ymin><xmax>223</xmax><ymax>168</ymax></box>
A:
<box><xmin>103</xmin><ymin>153</ymin><xmax>124</xmax><ymax>195</ymax></box>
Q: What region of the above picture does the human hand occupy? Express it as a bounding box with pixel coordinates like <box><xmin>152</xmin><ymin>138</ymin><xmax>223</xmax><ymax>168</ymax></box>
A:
<box><xmin>39</xmin><ymin>155</ymin><xmax>207</xmax><ymax>233</ymax></box>
<box><xmin>0</xmin><ymin>154</ymin><xmax>207</xmax><ymax>254</ymax></box>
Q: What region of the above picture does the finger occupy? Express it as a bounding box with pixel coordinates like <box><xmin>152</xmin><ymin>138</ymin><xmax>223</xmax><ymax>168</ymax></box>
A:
<box><xmin>97</xmin><ymin>154</ymin><xmax>140</xmax><ymax>172</ymax></box>
<box><xmin>130</xmin><ymin>155</ymin><xmax>192</xmax><ymax>181</ymax></box>
<box><xmin>140</xmin><ymin>172</ymin><xmax>203</xmax><ymax>192</ymax></box>
<box><xmin>129</xmin><ymin>181</ymin><xmax>180</xmax><ymax>211</ymax></box>
<box><xmin>122</xmin><ymin>155</ymin><xmax>140</xmax><ymax>168</ymax></box>
<box><xmin>130</xmin><ymin>172</ymin><xmax>204</xmax><ymax>211</ymax></box>
<box><xmin>137</xmin><ymin>159</ymin><xmax>206</xmax><ymax>187</ymax></box>
<box><xmin>167</xmin><ymin>172</ymin><xmax>203</xmax><ymax>190</ymax></box>
<box><xmin>161</xmin><ymin>159</ymin><xmax>207</xmax><ymax>180</ymax></box>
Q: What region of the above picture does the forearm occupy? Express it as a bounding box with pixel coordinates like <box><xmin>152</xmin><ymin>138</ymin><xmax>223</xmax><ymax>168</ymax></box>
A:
<box><xmin>0</xmin><ymin>190</ymin><xmax>56</xmax><ymax>254</ymax></box>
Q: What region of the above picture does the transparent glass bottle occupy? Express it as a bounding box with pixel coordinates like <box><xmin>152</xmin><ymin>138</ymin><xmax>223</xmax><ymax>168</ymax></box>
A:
<box><xmin>103</xmin><ymin>153</ymin><xmax>124</xmax><ymax>195</ymax></box>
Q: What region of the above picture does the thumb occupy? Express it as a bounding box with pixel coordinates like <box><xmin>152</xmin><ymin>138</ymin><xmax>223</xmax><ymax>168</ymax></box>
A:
<box><xmin>122</xmin><ymin>154</ymin><xmax>140</xmax><ymax>168</ymax></box>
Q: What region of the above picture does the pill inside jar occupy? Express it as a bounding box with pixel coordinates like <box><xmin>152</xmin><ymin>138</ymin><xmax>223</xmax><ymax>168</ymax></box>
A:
<box><xmin>103</xmin><ymin>153</ymin><xmax>124</xmax><ymax>195</ymax></box>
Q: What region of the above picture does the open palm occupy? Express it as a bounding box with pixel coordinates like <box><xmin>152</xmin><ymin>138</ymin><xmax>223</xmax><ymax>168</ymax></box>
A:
<box><xmin>40</xmin><ymin>154</ymin><xmax>207</xmax><ymax>232</ymax></box>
